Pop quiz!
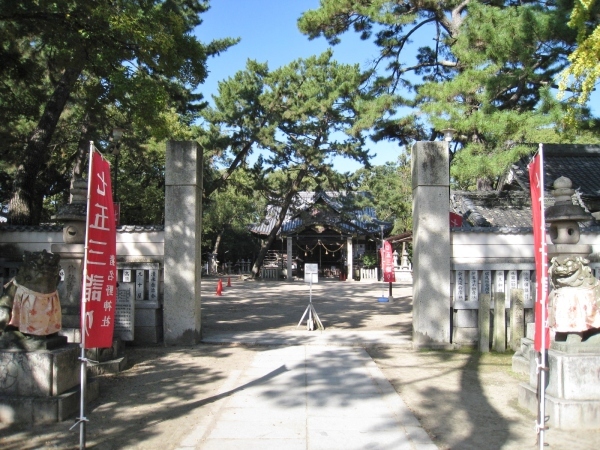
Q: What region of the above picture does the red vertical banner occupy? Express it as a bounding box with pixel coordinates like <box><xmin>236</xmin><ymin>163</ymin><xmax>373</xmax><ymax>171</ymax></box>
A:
<box><xmin>380</xmin><ymin>240</ymin><xmax>396</xmax><ymax>283</ymax></box>
<box><xmin>528</xmin><ymin>150</ymin><xmax>549</xmax><ymax>352</ymax></box>
<box><xmin>82</xmin><ymin>149</ymin><xmax>117</xmax><ymax>349</ymax></box>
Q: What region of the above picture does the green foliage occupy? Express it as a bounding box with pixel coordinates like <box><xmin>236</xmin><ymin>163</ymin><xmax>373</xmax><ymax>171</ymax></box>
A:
<box><xmin>298</xmin><ymin>1</ymin><xmax>599</xmax><ymax>189</ymax></box>
<box><xmin>201</xmin><ymin>51</ymin><xmax>377</xmax><ymax>197</ymax></box>
<box><xmin>201</xmin><ymin>169</ymin><xmax>264</xmax><ymax>261</ymax></box>
<box><xmin>0</xmin><ymin>0</ymin><xmax>237</xmax><ymax>224</ymax></box>
<box><xmin>361</xmin><ymin>252</ymin><xmax>378</xmax><ymax>268</ymax></box>
<box><xmin>350</xmin><ymin>155</ymin><xmax>412</xmax><ymax>233</ymax></box>
<box><xmin>115</xmin><ymin>140</ymin><xmax>166</xmax><ymax>225</ymax></box>
<box><xmin>558</xmin><ymin>0</ymin><xmax>600</xmax><ymax>127</ymax></box>
<box><xmin>200</xmin><ymin>51</ymin><xmax>380</xmax><ymax>274</ymax></box>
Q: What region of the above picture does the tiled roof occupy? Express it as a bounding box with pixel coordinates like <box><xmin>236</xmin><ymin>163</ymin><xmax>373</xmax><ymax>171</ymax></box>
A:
<box><xmin>451</xmin><ymin>144</ymin><xmax>600</xmax><ymax>230</ymax></box>
<box><xmin>0</xmin><ymin>224</ymin><xmax>64</xmax><ymax>232</ymax></box>
<box><xmin>117</xmin><ymin>225</ymin><xmax>164</xmax><ymax>232</ymax></box>
<box><xmin>450</xmin><ymin>191</ymin><xmax>536</xmax><ymax>228</ymax></box>
<box><xmin>500</xmin><ymin>144</ymin><xmax>600</xmax><ymax>200</ymax></box>
<box><xmin>250</xmin><ymin>191</ymin><xmax>392</xmax><ymax>237</ymax></box>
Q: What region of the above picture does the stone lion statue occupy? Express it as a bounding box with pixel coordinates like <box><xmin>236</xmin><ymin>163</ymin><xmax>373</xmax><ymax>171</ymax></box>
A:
<box><xmin>549</xmin><ymin>255</ymin><xmax>600</xmax><ymax>291</ymax></box>
<box><xmin>0</xmin><ymin>250</ymin><xmax>62</xmax><ymax>337</ymax></box>
<box><xmin>548</xmin><ymin>255</ymin><xmax>600</xmax><ymax>343</ymax></box>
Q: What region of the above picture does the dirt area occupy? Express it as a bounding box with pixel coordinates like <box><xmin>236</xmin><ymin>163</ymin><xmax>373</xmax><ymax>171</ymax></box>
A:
<box><xmin>201</xmin><ymin>278</ymin><xmax>413</xmax><ymax>334</ymax></box>
<box><xmin>368</xmin><ymin>347</ymin><xmax>600</xmax><ymax>450</ymax></box>
<box><xmin>1</xmin><ymin>278</ymin><xmax>599</xmax><ymax>449</ymax></box>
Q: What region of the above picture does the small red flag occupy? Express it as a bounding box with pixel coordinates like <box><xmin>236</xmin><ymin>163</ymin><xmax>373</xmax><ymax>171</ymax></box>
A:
<box><xmin>449</xmin><ymin>212</ymin><xmax>463</xmax><ymax>227</ymax></box>
<box><xmin>81</xmin><ymin>149</ymin><xmax>117</xmax><ymax>349</ymax></box>
<box><xmin>528</xmin><ymin>149</ymin><xmax>549</xmax><ymax>352</ymax></box>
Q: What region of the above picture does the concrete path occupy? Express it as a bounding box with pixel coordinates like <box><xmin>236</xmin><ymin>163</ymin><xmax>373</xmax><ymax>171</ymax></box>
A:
<box><xmin>175</xmin><ymin>345</ymin><xmax>437</xmax><ymax>450</ymax></box>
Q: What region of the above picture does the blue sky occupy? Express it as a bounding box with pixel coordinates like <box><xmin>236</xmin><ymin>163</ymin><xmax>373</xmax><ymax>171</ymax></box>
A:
<box><xmin>194</xmin><ymin>1</ymin><xmax>598</xmax><ymax>173</ymax></box>
<box><xmin>194</xmin><ymin>0</ymin><xmax>403</xmax><ymax>173</ymax></box>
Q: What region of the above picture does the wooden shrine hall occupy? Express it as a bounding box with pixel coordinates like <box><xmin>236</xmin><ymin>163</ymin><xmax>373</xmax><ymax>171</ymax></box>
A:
<box><xmin>250</xmin><ymin>191</ymin><xmax>392</xmax><ymax>281</ymax></box>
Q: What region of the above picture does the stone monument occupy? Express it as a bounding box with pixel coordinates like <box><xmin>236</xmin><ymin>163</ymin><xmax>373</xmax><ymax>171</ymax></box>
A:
<box><xmin>0</xmin><ymin>249</ymin><xmax>97</xmax><ymax>424</ymax></box>
<box><xmin>516</xmin><ymin>177</ymin><xmax>600</xmax><ymax>429</ymax></box>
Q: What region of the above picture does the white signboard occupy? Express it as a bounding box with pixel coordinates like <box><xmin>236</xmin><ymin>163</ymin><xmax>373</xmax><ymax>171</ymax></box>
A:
<box><xmin>520</xmin><ymin>270</ymin><xmax>532</xmax><ymax>307</ymax></box>
<box><xmin>469</xmin><ymin>271</ymin><xmax>478</xmax><ymax>301</ymax></box>
<box><xmin>454</xmin><ymin>270</ymin><xmax>465</xmax><ymax>302</ymax></box>
<box><xmin>507</xmin><ymin>270</ymin><xmax>518</xmax><ymax>308</ymax></box>
<box><xmin>482</xmin><ymin>270</ymin><xmax>492</xmax><ymax>294</ymax></box>
<box><xmin>304</xmin><ymin>263</ymin><xmax>319</xmax><ymax>283</ymax></box>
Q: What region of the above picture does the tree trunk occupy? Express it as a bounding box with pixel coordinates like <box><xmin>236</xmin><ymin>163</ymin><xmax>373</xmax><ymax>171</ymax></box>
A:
<box><xmin>212</xmin><ymin>231</ymin><xmax>223</xmax><ymax>256</ymax></box>
<box><xmin>9</xmin><ymin>64</ymin><xmax>83</xmax><ymax>225</ymax></box>
<box><xmin>70</xmin><ymin>111</ymin><xmax>97</xmax><ymax>188</ymax></box>
<box><xmin>251</xmin><ymin>169</ymin><xmax>307</xmax><ymax>278</ymax></box>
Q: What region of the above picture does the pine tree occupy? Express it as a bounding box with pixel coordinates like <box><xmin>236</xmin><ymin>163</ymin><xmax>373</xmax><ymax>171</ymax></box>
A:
<box><xmin>299</xmin><ymin>1</ymin><xmax>600</xmax><ymax>188</ymax></box>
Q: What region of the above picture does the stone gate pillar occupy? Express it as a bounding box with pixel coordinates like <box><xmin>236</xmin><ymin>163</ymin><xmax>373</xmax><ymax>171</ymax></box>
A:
<box><xmin>163</xmin><ymin>141</ymin><xmax>203</xmax><ymax>345</ymax></box>
<box><xmin>411</xmin><ymin>141</ymin><xmax>451</xmax><ymax>348</ymax></box>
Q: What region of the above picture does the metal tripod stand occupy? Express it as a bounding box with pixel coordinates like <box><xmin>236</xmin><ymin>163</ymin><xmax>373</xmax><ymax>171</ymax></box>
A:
<box><xmin>297</xmin><ymin>278</ymin><xmax>324</xmax><ymax>331</ymax></box>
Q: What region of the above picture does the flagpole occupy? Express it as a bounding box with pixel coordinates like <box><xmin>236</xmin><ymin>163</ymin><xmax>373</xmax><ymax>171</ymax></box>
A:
<box><xmin>538</xmin><ymin>143</ymin><xmax>547</xmax><ymax>450</ymax></box>
<box><xmin>78</xmin><ymin>141</ymin><xmax>95</xmax><ymax>449</ymax></box>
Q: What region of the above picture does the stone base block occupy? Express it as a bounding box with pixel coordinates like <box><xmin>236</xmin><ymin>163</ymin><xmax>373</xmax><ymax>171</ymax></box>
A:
<box><xmin>59</xmin><ymin>327</ymin><xmax>81</xmax><ymax>344</ymax></box>
<box><xmin>87</xmin><ymin>356</ymin><xmax>128</xmax><ymax>377</ymax></box>
<box><xmin>452</xmin><ymin>327</ymin><xmax>478</xmax><ymax>345</ymax></box>
<box><xmin>511</xmin><ymin>354</ymin><xmax>529</xmax><ymax>375</ymax></box>
<box><xmin>134</xmin><ymin>302</ymin><xmax>163</xmax><ymax>344</ymax></box>
<box><xmin>0</xmin><ymin>378</ymin><xmax>99</xmax><ymax>424</ymax></box>
<box><xmin>518</xmin><ymin>345</ymin><xmax>600</xmax><ymax>429</ymax></box>
<box><xmin>546</xmin><ymin>349</ymin><xmax>600</xmax><ymax>400</ymax></box>
<box><xmin>0</xmin><ymin>332</ymin><xmax>67</xmax><ymax>351</ymax></box>
<box><xmin>454</xmin><ymin>309</ymin><xmax>478</xmax><ymax>328</ymax></box>
<box><xmin>134</xmin><ymin>326</ymin><xmax>162</xmax><ymax>344</ymax></box>
<box><xmin>0</xmin><ymin>344</ymin><xmax>79</xmax><ymax>396</ymax></box>
<box><xmin>512</xmin><ymin>337</ymin><xmax>533</xmax><ymax>375</ymax></box>
<box><xmin>394</xmin><ymin>270</ymin><xmax>412</xmax><ymax>283</ymax></box>
<box><xmin>518</xmin><ymin>382</ymin><xmax>600</xmax><ymax>430</ymax></box>
<box><xmin>526</xmin><ymin>322</ymin><xmax>535</xmax><ymax>339</ymax></box>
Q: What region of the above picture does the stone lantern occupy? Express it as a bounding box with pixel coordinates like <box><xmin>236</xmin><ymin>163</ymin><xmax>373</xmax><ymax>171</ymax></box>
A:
<box><xmin>51</xmin><ymin>177</ymin><xmax>88</xmax><ymax>244</ymax></box>
<box><xmin>544</xmin><ymin>176</ymin><xmax>592</xmax><ymax>259</ymax></box>
<box><xmin>50</xmin><ymin>177</ymin><xmax>88</xmax><ymax>334</ymax></box>
<box><xmin>518</xmin><ymin>176</ymin><xmax>600</xmax><ymax>430</ymax></box>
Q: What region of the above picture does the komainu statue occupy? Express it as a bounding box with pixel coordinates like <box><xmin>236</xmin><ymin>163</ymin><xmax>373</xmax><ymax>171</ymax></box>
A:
<box><xmin>0</xmin><ymin>250</ymin><xmax>62</xmax><ymax>339</ymax></box>
<box><xmin>548</xmin><ymin>255</ymin><xmax>600</xmax><ymax>343</ymax></box>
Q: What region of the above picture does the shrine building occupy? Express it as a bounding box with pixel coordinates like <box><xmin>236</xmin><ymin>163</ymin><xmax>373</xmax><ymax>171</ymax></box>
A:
<box><xmin>249</xmin><ymin>191</ymin><xmax>393</xmax><ymax>281</ymax></box>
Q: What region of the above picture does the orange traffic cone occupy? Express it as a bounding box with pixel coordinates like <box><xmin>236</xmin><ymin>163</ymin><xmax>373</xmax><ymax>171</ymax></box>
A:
<box><xmin>227</xmin><ymin>277</ymin><xmax>231</xmax><ymax>287</ymax></box>
<box><xmin>216</xmin><ymin>279</ymin><xmax>223</xmax><ymax>296</ymax></box>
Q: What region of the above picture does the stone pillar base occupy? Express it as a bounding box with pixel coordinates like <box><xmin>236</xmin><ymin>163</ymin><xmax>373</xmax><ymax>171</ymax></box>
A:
<box><xmin>517</xmin><ymin>345</ymin><xmax>600</xmax><ymax>429</ymax></box>
<box><xmin>0</xmin><ymin>344</ymin><xmax>99</xmax><ymax>424</ymax></box>
<box><xmin>518</xmin><ymin>381</ymin><xmax>600</xmax><ymax>430</ymax></box>
<box><xmin>0</xmin><ymin>379</ymin><xmax>99</xmax><ymax>424</ymax></box>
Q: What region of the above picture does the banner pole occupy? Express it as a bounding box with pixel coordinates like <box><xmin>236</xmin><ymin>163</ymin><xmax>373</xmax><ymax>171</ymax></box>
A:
<box><xmin>78</xmin><ymin>142</ymin><xmax>95</xmax><ymax>449</ymax></box>
<box><xmin>538</xmin><ymin>143</ymin><xmax>547</xmax><ymax>450</ymax></box>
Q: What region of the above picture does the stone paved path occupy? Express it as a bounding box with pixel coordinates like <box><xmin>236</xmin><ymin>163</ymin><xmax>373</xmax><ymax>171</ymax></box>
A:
<box><xmin>175</xmin><ymin>345</ymin><xmax>436</xmax><ymax>450</ymax></box>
